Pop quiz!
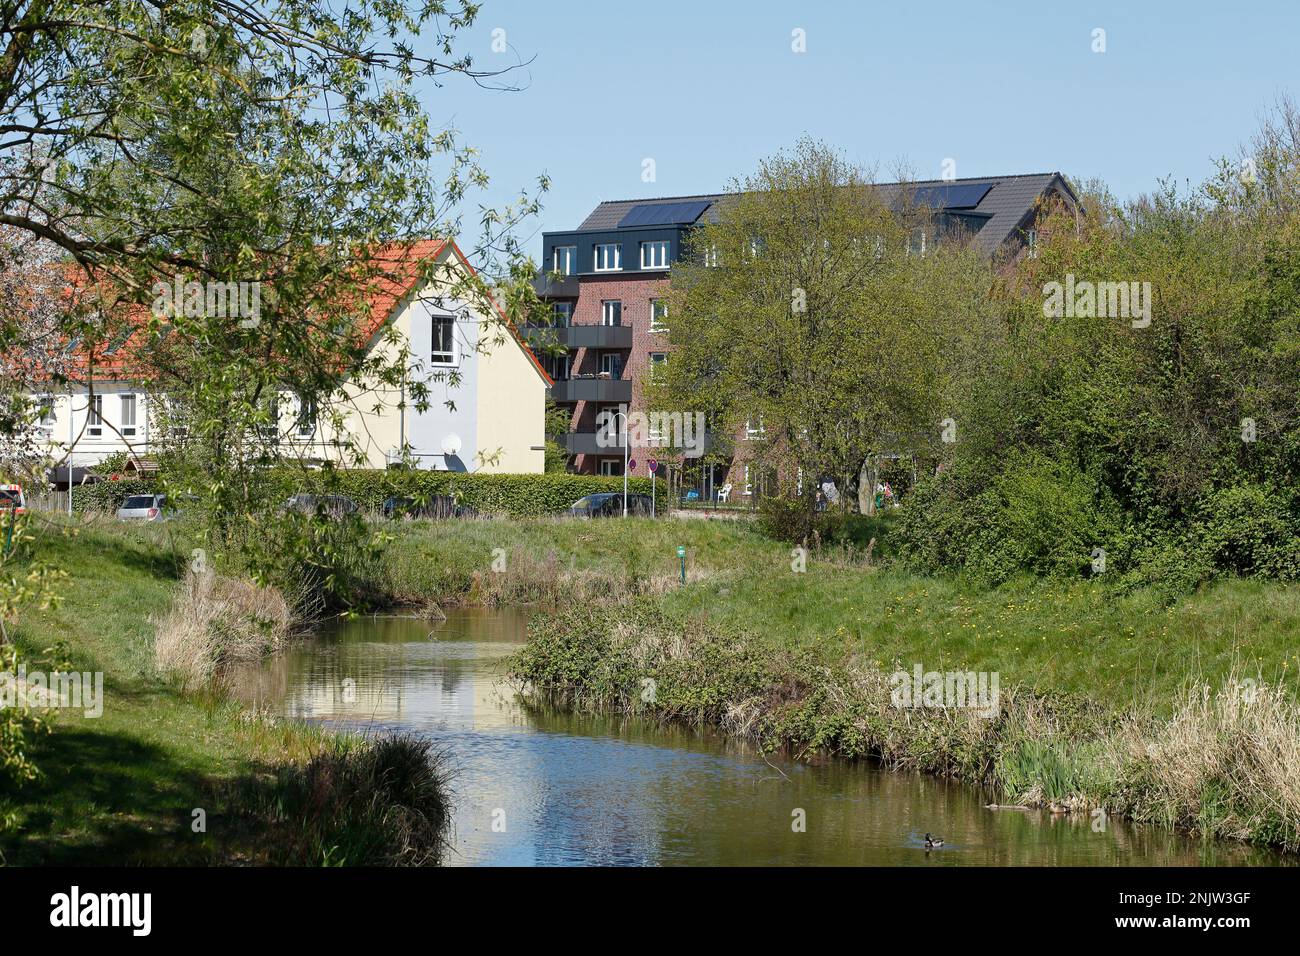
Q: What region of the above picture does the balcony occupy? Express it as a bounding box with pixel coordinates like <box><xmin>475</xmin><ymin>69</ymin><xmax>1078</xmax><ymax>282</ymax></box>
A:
<box><xmin>553</xmin><ymin>427</ymin><xmax>716</xmax><ymax>458</ymax></box>
<box><xmin>521</xmin><ymin>324</ymin><xmax>633</xmax><ymax>350</ymax></box>
<box><xmin>550</xmin><ymin>377</ymin><xmax>632</xmax><ymax>403</ymax></box>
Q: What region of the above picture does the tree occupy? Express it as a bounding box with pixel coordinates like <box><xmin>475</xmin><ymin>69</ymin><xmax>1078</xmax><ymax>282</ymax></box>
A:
<box><xmin>652</xmin><ymin>139</ymin><xmax>999</xmax><ymax>526</ymax></box>
<box><xmin>0</xmin><ymin>1</ymin><xmax>550</xmax><ymax>608</ymax></box>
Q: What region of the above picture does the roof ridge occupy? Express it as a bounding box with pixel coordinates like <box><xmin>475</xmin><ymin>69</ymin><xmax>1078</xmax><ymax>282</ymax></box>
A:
<box><xmin>590</xmin><ymin>173</ymin><xmax>1062</xmax><ymax>207</ymax></box>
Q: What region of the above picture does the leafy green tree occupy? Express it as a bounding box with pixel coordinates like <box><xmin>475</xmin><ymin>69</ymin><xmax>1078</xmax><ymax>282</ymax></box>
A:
<box><xmin>652</xmin><ymin>139</ymin><xmax>999</xmax><ymax>527</ymax></box>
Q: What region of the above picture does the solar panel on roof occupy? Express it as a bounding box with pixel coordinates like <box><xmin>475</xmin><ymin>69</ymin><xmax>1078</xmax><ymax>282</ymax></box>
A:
<box><xmin>911</xmin><ymin>183</ymin><xmax>993</xmax><ymax>210</ymax></box>
<box><xmin>617</xmin><ymin>200</ymin><xmax>712</xmax><ymax>228</ymax></box>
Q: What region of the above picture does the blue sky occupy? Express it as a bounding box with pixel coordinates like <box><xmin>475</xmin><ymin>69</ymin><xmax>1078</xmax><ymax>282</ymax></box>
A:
<box><xmin>434</xmin><ymin>0</ymin><xmax>1300</xmax><ymax>260</ymax></box>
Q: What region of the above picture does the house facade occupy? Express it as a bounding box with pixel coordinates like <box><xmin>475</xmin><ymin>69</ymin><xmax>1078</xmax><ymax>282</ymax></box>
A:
<box><xmin>532</xmin><ymin>173</ymin><xmax>1080</xmax><ymax>493</ymax></box>
<box><xmin>28</xmin><ymin>240</ymin><xmax>551</xmax><ymax>475</ymax></box>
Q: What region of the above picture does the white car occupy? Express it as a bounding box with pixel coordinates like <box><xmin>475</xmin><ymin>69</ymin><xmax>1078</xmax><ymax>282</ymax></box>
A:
<box><xmin>116</xmin><ymin>493</ymin><xmax>167</xmax><ymax>521</ymax></box>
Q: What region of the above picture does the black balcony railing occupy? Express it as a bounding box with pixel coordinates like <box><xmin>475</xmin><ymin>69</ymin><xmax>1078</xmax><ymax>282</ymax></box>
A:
<box><xmin>550</xmin><ymin>377</ymin><xmax>633</xmax><ymax>403</ymax></box>
<box><xmin>521</xmin><ymin>324</ymin><xmax>633</xmax><ymax>350</ymax></box>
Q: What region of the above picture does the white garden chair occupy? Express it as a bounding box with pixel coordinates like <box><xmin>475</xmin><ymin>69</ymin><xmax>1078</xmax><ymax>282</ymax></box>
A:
<box><xmin>716</xmin><ymin>483</ymin><xmax>732</xmax><ymax>504</ymax></box>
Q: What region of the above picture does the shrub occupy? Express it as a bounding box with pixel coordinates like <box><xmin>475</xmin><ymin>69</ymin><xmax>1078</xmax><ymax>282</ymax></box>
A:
<box><xmin>1195</xmin><ymin>482</ymin><xmax>1300</xmax><ymax>580</ymax></box>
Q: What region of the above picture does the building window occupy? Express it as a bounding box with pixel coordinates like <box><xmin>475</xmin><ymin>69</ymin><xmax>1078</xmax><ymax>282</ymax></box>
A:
<box><xmin>601</xmin><ymin>300</ymin><xmax>622</xmax><ymax>327</ymax></box>
<box><xmin>745</xmin><ymin>416</ymin><xmax>766</xmax><ymax>440</ymax></box>
<box><xmin>650</xmin><ymin>298</ymin><xmax>668</xmax><ymax>332</ymax></box>
<box><xmin>1026</xmin><ymin>229</ymin><xmax>1038</xmax><ymax>259</ymax></box>
<box><xmin>649</xmin><ymin>352</ymin><xmax>667</xmax><ymax>381</ymax></box>
<box><xmin>797</xmin><ymin>466</ymin><xmax>804</xmax><ymax>496</ymax></box>
<box><xmin>601</xmin><ymin>353</ymin><xmax>623</xmax><ymax>379</ymax></box>
<box><xmin>702</xmin><ymin>244</ymin><xmax>720</xmax><ymax>268</ymax></box>
<box><xmin>88</xmin><ymin>394</ymin><xmax>103</xmax><ymax>437</ymax></box>
<box><xmin>640</xmin><ymin>240</ymin><xmax>669</xmax><ymax>269</ymax></box>
<box><xmin>743</xmin><ymin>464</ymin><xmax>752</xmax><ymax>496</ymax></box>
<box><xmin>599</xmin><ymin>459</ymin><xmax>623</xmax><ymax>477</ymax></box>
<box><xmin>543</xmin><ymin>353</ymin><xmax>570</xmax><ymax>381</ymax></box>
<box><xmin>431</xmin><ymin>313</ymin><xmax>456</xmax><ymax>365</ymax></box>
<box><xmin>552</xmin><ymin>245</ymin><xmax>576</xmax><ymax>275</ymax></box>
<box><xmin>552</xmin><ymin>302</ymin><xmax>573</xmax><ymax>327</ymax></box>
<box><xmin>120</xmin><ymin>394</ymin><xmax>137</xmax><ymax>438</ymax></box>
<box><xmin>296</xmin><ymin>395</ymin><xmax>316</xmax><ymax>438</ymax></box>
<box><xmin>37</xmin><ymin>397</ymin><xmax>55</xmax><ymax>433</ymax></box>
<box><xmin>593</xmin><ymin>243</ymin><xmax>622</xmax><ymax>272</ymax></box>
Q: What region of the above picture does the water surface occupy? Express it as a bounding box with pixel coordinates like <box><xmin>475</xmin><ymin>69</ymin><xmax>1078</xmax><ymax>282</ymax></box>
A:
<box><xmin>230</xmin><ymin>609</ymin><xmax>1286</xmax><ymax>867</ymax></box>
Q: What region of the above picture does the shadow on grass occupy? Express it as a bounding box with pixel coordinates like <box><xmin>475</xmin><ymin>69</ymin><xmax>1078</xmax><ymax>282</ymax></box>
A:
<box><xmin>0</xmin><ymin>727</ymin><xmax>220</xmax><ymax>866</ymax></box>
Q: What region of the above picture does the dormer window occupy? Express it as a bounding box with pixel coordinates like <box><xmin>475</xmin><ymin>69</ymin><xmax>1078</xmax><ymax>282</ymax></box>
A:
<box><xmin>552</xmin><ymin>245</ymin><xmax>576</xmax><ymax>275</ymax></box>
<box><xmin>594</xmin><ymin>243</ymin><xmax>622</xmax><ymax>272</ymax></box>
<box><xmin>640</xmin><ymin>240</ymin><xmax>670</xmax><ymax>269</ymax></box>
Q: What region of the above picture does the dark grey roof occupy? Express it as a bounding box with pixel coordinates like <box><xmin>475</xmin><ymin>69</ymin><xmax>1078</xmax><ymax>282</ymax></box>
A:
<box><xmin>575</xmin><ymin>173</ymin><xmax>1076</xmax><ymax>255</ymax></box>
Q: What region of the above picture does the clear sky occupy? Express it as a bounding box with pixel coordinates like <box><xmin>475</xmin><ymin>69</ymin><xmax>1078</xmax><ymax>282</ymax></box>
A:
<box><xmin>433</xmin><ymin>0</ymin><xmax>1300</xmax><ymax>259</ymax></box>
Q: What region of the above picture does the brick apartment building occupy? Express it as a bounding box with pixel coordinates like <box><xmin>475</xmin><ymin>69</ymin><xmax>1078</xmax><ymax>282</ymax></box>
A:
<box><xmin>532</xmin><ymin>173</ymin><xmax>1079</xmax><ymax>496</ymax></box>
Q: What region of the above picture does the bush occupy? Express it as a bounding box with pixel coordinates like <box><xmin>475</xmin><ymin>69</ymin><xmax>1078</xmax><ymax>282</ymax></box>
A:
<box><xmin>896</xmin><ymin>453</ymin><xmax>1123</xmax><ymax>584</ymax></box>
<box><xmin>309</xmin><ymin>470</ymin><xmax>664</xmax><ymax>518</ymax></box>
<box><xmin>68</xmin><ymin>478</ymin><xmax>156</xmax><ymax>514</ymax></box>
<box><xmin>1195</xmin><ymin>482</ymin><xmax>1300</xmax><ymax>580</ymax></box>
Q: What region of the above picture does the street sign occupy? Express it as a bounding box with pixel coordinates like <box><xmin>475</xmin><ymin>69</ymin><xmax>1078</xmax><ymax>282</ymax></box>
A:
<box><xmin>628</xmin><ymin>459</ymin><xmax>637</xmax><ymax>471</ymax></box>
<box><xmin>649</xmin><ymin>459</ymin><xmax>658</xmax><ymax>473</ymax></box>
<box><xmin>677</xmin><ymin>545</ymin><xmax>686</xmax><ymax>558</ymax></box>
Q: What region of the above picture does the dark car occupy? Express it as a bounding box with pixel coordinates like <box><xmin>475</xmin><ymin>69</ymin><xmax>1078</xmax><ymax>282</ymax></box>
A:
<box><xmin>567</xmin><ymin>492</ymin><xmax>654</xmax><ymax>518</ymax></box>
<box><xmin>381</xmin><ymin>495</ymin><xmax>475</xmax><ymax>519</ymax></box>
<box><xmin>282</xmin><ymin>493</ymin><xmax>359</xmax><ymax>518</ymax></box>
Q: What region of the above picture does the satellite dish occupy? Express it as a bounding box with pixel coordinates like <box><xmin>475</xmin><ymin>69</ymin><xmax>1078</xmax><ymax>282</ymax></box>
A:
<box><xmin>441</xmin><ymin>433</ymin><xmax>462</xmax><ymax>457</ymax></box>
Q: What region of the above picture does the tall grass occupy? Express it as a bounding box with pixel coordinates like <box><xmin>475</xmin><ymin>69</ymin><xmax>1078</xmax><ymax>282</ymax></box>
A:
<box><xmin>153</xmin><ymin>569</ymin><xmax>297</xmax><ymax>688</ymax></box>
<box><xmin>227</xmin><ymin>732</ymin><xmax>453</xmax><ymax>866</ymax></box>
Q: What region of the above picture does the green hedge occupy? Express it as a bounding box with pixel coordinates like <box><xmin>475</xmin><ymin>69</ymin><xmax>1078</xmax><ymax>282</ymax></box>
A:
<box><xmin>69</xmin><ymin>478</ymin><xmax>157</xmax><ymax>513</ymax></box>
<box><xmin>70</xmin><ymin>470</ymin><xmax>665</xmax><ymax>518</ymax></box>
<box><xmin>321</xmin><ymin>470</ymin><xmax>664</xmax><ymax>517</ymax></box>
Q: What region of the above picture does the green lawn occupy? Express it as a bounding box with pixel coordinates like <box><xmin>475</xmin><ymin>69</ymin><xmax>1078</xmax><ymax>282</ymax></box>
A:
<box><xmin>381</xmin><ymin>515</ymin><xmax>1300</xmax><ymax>712</ymax></box>
<box><xmin>1</xmin><ymin>516</ymin><xmax>325</xmax><ymax>865</ymax></box>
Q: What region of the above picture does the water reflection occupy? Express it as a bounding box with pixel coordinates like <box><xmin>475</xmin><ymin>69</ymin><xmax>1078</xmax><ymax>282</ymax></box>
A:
<box><xmin>228</xmin><ymin>610</ymin><xmax>1289</xmax><ymax>867</ymax></box>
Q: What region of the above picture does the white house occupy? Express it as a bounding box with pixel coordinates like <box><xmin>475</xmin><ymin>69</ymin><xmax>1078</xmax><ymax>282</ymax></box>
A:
<box><xmin>27</xmin><ymin>240</ymin><xmax>552</xmax><ymax>474</ymax></box>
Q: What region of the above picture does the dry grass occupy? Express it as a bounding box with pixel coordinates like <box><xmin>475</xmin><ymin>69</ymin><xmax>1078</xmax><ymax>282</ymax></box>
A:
<box><xmin>153</xmin><ymin>570</ymin><xmax>297</xmax><ymax>688</ymax></box>
<box><xmin>1117</xmin><ymin>678</ymin><xmax>1300</xmax><ymax>846</ymax></box>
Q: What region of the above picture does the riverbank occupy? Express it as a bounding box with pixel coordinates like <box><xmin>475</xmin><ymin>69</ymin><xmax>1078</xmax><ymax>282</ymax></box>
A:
<box><xmin>0</xmin><ymin>517</ymin><xmax>450</xmax><ymax>865</ymax></box>
<box><xmin>366</xmin><ymin>516</ymin><xmax>1300</xmax><ymax>852</ymax></box>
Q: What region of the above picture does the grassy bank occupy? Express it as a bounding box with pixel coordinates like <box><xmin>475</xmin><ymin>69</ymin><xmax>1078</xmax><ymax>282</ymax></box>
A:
<box><xmin>365</xmin><ymin>515</ymin><xmax>1300</xmax><ymax>851</ymax></box>
<box><xmin>0</xmin><ymin>516</ymin><xmax>449</xmax><ymax>865</ymax></box>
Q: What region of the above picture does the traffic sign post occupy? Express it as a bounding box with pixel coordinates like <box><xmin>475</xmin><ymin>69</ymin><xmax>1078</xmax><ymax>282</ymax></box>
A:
<box><xmin>677</xmin><ymin>544</ymin><xmax>686</xmax><ymax>585</ymax></box>
<box><xmin>649</xmin><ymin>459</ymin><xmax>658</xmax><ymax>517</ymax></box>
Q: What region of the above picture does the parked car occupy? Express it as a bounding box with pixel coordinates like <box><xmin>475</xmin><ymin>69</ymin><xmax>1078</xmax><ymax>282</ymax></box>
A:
<box><xmin>0</xmin><ymin>484</ymin><xmax>26</xmax><ymax>516</ymax></box>
<box><xmin>117</xmin><ymin>493</ymin><xmax>167</xmax><ymax>521</ymax></box>
<box><xmin>567</xmin><ymin>492</ymin><xmax>654</xmax><ymax>518</ymax></box>
<box><xmin>381</xmin><ymin>495</ymin><xmax>476</xmax><ymax>520</ymax></box>
<box><xmin>282</xmin><ymin>493</ymin><xmax>359</xmax><ymax>518</ymax></box>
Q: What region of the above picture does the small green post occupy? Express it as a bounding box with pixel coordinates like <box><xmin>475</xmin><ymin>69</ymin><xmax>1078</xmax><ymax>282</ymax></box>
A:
<box><xmin>677</xmin><ymin>545</ymin><xmax>686</xmax><ymax>585</ymax></box>
<box><xmin>3</xmin><ymin>509</ymin><xmax>13</xmax><ymax>558</ymax></box>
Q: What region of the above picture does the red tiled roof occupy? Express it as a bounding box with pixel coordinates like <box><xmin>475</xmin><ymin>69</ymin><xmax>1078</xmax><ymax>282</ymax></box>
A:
<box><xmin>22</xmin><ymin>239</ymin><xmax>552</xmax><ymax>387</ymax></box>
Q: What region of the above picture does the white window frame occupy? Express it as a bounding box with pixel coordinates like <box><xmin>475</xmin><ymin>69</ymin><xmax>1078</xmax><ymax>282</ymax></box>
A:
<box><xmin>745</xmin><ymin>416</ymin><xmax>766</xmax><ymax>440</ymax></box>
<box><xmin>552</xmin><ymin>302</ymin><xmax>573</xmax><ymax>327</ymax></box>
<box><xmin>703</xmin><ymin>244</ymin><xmax>720</xmax><ymax>268</ymax></box>
<box><xmin>120</xmin><ymin>393</ymin><xmax>137</xmax><ymax>438</ymax></box>
<box><xmin>640</xmin><ymin>240</ymin><xmax>670</xmax><ymax>270</ymax></box>
<box><xmin>37</xmin><ymin>396</ymin><xmax>55</xmax><ymax>436</ymax></box>
<box><xmin>1026</xmin><ymin>229</ymin><xmax>1038</xmax><ymax>259</ymax></box>
<box><xmin>296</xmin><ymin>395</ymin><xmax>316</xmax><ymax>438</ymax></box>
<box><xmin>87</xmin><ymin>394</ymin><xmax>103</xmax><ymax>437</ymax></box>
<box><xmin>552</xmin><ymin>245</ymin><xmax>576</xmax><ymax>275</ymax></box>
<box><xmin>593</xmin><ymin>243</ymin><xmax>622</xmax><ymax>272</ymax></box>
<box><xmin>601</xmin><ymin>353</ymin><xmax>623</xmax><ymax>379</ymax></box>
<box><xmin>650</xmin><ymin>298</ymin><xmax>669</xmax><ymax>333</ymax></box>
<box><xmin>743</xmin><ymin>464</ymin><xmax>752</xmax><ymax>496</ymax></box>
<box><xmin>599</xmin><ymin>459</ymin><xmax>623</xmax><ymax>477</ymax></box>
<box><xmin>601</xmin><ymin>300</ymin><xmax>622</xmax><ymax>327</ymax></box>
<box><xmin>431</xmin><ymin>312</ymin><xmax>457</xmax><ymax>366</ymax></box>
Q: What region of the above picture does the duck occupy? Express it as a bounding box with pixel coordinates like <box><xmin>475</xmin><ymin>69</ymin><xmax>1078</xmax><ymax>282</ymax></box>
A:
<box><xmin>924</xmin><ymin>833</ymin><xmax>944</xmax><ymax>848</ymax></box>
